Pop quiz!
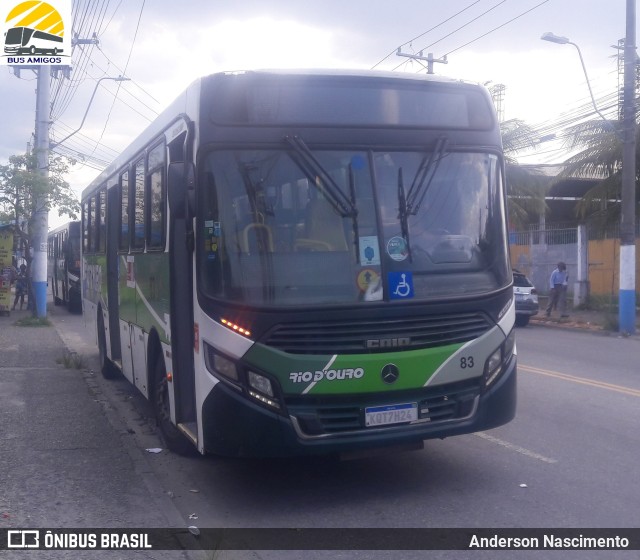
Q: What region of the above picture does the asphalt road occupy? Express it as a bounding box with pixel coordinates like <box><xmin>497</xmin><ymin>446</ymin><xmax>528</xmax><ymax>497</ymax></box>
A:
<box><xmin>9</xmin><ymin>307</ymin><xmax>640</xmax><ymax>560</ymax></box>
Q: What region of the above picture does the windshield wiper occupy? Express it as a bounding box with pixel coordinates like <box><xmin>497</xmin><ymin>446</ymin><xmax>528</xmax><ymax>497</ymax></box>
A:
<box><xmin>397</xmin><ymin>167</ymin><xmax>412</xmax><ymax>262</ymax></box>
<box><xmin>396</xmin><ymin>137</ymin><xmax>448</xmax><ymax>262</ymax></box>
<box><xmin>348</xmin><ymin>162</ymin><xmax>360</xmax><ymax>258</ymax></box>
<box><xmin>405</xmin><ymin>136</ymin><xmax>448</xmax><ymax>216</ymax></box>
<box><xmin>285</xmin><ymin>135</ymin><xmax>357</xmax><ymax>218</ymax></box>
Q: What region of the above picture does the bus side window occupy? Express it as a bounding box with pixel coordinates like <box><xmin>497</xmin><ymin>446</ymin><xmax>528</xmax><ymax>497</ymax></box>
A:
<box><xmin>98</xmin><ymin>188</ymin><xmax>106</xmax><ymax>254</ymax></box>
<box><xmin>82</xmin><ymin>201</ymin><xmax>89</xmax><ymax>254</ymax></box>
<box><xmin>88</xmin><ymin>197</ymin><xmax>96</xmax><ymax>253</ymax></box>
<box><xmin>147</xmin><ymin>142</ymin><xmax>165</xmax><ymax>249</ymax></box>
<box><xmin>120</xmin><ymin>169</ymin><xmax>130</xmax><ymax>252</ymax></box>
<box><xmin>133</xmin><ymin>159</ymin><xmax>145</xmax><ymax>250</ymax></box>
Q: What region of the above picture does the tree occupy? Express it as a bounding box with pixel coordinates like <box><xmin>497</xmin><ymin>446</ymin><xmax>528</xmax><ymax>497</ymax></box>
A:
<box><xmin>0</xmin><ymin>152</ymin><xmax>79</xmax><ymax>309</ymax></box>
<box><xmin>501</xmin><ymin>118</ymin><xmax>548</xmax><ymax>229</ymax></box>
<box><xmin>559</xmin><ymin>119</ymin><xmax>640</xmax><ymax>230</ymax></box>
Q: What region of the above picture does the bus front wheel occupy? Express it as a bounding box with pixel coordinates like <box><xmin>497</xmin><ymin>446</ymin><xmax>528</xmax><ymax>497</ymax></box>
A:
<box><xmin>153</xmin><ymin>356</ymin><xmax>195</xmax><ymax>455</ymax></box>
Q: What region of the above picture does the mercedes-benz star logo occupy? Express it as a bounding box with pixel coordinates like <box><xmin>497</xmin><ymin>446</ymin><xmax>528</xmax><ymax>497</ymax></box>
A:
<box><xmin>381</xmin><ymin>363</ymin><xmax>400</xmax><ymax>384</ymax></box>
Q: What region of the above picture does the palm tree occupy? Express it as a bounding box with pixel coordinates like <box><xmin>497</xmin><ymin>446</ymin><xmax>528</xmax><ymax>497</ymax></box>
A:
<box><xmin>500</xmin><ymin>118</ymin><xmax>548</xmax><ymax>229</ymax></box>
<box><xmin>559</xmin><ymin>119</ymin><xmax>640</xmax><ymax>230</ymax></box>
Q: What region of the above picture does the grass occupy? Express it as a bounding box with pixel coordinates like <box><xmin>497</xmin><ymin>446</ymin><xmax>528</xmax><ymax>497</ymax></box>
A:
<box><xmin>14</xmin><ymin>316</ymin><xmax>52</xmax><ymax>327</ymax></box>
<box><xmin>578</xmin><ymin>294</ymin><xmax>619</xmax><ymax>313</ymax></box>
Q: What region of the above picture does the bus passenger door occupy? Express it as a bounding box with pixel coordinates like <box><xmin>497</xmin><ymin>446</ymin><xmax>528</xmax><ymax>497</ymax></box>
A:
<box><xmin>167</xmin><ymin>159</ymin><xmax>197</xmax><ymax>440</ymax></box>
<box><xmin>106</xmin><ymin>187</ymin><xmax>122</xmax><ymax>366</ymax></box>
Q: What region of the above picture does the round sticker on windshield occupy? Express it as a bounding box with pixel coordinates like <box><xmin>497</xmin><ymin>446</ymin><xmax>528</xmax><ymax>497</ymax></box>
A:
<box><xmin>386</xmin><ymin>236</ymin><xmax>408</xmax><ymax>261</ymax></box>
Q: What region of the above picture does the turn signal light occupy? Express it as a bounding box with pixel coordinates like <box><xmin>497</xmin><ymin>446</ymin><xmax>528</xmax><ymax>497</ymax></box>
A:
<box><xmin>220</xmin><ymin>318</ymin><xmax>252</xmax><ymax>337</ymax></box>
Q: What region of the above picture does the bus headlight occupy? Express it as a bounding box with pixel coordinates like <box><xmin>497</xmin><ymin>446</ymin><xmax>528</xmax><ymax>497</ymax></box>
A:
<box><xmin>485</xmin><ymin>348</ymin><xmax>502</xmax><ymax>387</ymax></box>
<box><xmin>204</xmin><ymin>344</ymin><xmax>239</xmax><ymax>382</ymax></box>
<box><xmin>204</xmin><ymin>343</ymin><xmax>282</xmax><ymax>410</ymax></box>
<box><xmin>484</xmin><ymin>329</ymin><xmax>515</xmax><ymax>389</ymax></box>
<box><xmin>503</xmin><ymin>329</ymin><xmax>516</xmax><ymax>361</ymax></box>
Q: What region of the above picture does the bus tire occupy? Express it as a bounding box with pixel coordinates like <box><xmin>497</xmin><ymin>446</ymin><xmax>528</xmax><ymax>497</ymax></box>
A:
<box><xmin>97</xmin><ymin>312</ymin><xmax>117</xmax><ymax>379</ymax></box>
<box><xmin>153</xmin><ymin>356</ymin><xmax>195</xmax><ymax>455</ymax></box>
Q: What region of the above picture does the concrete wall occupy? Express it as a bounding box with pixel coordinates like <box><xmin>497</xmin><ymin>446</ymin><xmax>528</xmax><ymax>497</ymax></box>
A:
<box><xmin>510</xmin><ymin>234</ymin><xmax>640</xmax><ymax>298</ymax></box>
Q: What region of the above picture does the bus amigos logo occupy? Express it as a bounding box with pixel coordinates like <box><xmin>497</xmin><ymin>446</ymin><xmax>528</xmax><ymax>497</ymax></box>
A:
<box><xmin>1</xmin><ymin>0</ymin><xmax>71</xmax><ymax>65</ymax></box>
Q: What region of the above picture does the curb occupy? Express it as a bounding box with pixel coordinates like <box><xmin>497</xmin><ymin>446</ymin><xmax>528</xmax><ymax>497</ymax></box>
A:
<box><xmin>530</xmin><ymin>316</ymin><xmax>640</xmax><ymax>339</ymax></box>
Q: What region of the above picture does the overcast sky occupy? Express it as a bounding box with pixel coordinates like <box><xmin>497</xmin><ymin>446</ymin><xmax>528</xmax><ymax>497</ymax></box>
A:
<box><xmin>0</xmin><ymin>0</ymin><xmax>633</xmax><ymax>226</ymax></box>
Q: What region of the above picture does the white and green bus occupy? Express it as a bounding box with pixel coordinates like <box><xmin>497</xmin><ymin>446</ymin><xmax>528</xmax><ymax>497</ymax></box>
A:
<box><xmin>81</xmin><ymin>70</ymin><xmax>516</xmax><ymax>457</ymax></box>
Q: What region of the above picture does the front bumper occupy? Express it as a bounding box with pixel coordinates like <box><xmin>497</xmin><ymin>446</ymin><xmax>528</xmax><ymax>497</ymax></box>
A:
<box><xmin>515</xmin><ymin>300</ymin><xmax>539</xmax><ymax>317</ymax></box>
<box><xmin>201</xmin><ymin>356</ymin><xmax>517</xmax><ymax>457</ymax></box>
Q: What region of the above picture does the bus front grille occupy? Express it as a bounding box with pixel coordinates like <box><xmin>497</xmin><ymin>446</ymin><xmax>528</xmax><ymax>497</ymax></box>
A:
<box><xmin>261</xmin><ymin>313</ymin><xmax>492</xmax><ymax>355</ymax></box>
<box><xmin>287</xmin><ymin>378</ymin><xmax>481</xmax><ymax>437</ymax></box>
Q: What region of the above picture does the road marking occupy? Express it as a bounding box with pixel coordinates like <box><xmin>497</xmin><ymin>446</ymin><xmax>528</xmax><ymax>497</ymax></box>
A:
<box><xmin>520</xmin><ymin>364</ymin><xmax>640</xmax><ymax>398</ymax></box>
<box><xmin>474</xmin><ymin>431</ymin><xmax>558</xmax><ymax>464</ymax></box>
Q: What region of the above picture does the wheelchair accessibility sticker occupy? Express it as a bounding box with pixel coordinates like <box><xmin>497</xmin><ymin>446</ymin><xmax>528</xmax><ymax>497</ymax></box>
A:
<box><xmin>388</xmin><ymin>271</ymin><xmax>413</xmax><ymax>299</ymax></box>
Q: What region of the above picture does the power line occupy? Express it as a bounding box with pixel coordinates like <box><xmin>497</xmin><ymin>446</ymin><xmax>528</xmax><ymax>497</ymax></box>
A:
<box><xmin>50</xmin><ymin>120</ymin><xmax>119</xmax><ymax>158</ymax></box>
<box><xmin>91</xmin><ymin>0</ymin><xmax>146</xmax><ymax>153</ymax></box>
<box><xmin>94</xmin><ymin>45</ymin><xmax>161</xmax><ymax>107</ymax></box>
<box><xmin>388</xmin><ymin>1</ymin><xmax>551</xmax><ymax>74</ymax></box>
<box><xmin>48</xmin><ymin>0</ymin><xmax>158</xmax><ymax>166</ymax></box>
<box><xmin>371</xmin><ymin>0</ymin><xmax>483</xmax><ymax>69</ymax></box>
<box><xmin>97</xmin><ymin>0</ymin><xmax>122</xmax><ymax>35</ymax></box>
<box><xmin>393</xmin><ymin>0</ymin><xmax>509</xmax><ymax>70</ymax></box>
<box><xmin>51</xmin><ymin>146</ymin><xmax>110</xmax><ymax>171</ymax></box>
<box><xmin>442</xmin><ymin>0</ymin><xmax>550</xmax><ymax>57</ymax></box>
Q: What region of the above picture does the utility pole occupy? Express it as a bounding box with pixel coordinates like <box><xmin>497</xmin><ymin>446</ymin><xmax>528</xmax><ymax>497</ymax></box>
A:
<box><xmin>619</xmin><ymin>0</ymin><xmax>637</xmax><ymax>334</ymax></box>
<box><xmin>16</xmin><ymin>33</ymin><xmax>97</xmax><ymax>318</ymax></box>
<box><xmin>396</xmin><ymin>48</ymin><xmax>448</xmax><ymax>74</ymax></box>
<box><xmin>32</xmin><ymin>65</ymin><xmax>50</xmax><ymax>318</ymax></box>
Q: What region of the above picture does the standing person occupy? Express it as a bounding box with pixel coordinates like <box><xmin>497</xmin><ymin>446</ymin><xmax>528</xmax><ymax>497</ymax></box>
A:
<box><xmin>559</xmin><ymin>267</ymin><xmax>570</xmax><ymax>317</ymax></box>
<box><xmin>12</xmin><ymin>264</ymin><xmax>27</xmax><ymax>311</ymax></box>
<box><xmin>545</xmin><ymin>262</ymin><xmax>568</xmax><ymax>317</ymax></box>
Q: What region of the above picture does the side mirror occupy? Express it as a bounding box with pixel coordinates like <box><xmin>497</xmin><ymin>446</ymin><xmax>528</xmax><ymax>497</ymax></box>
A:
<box><xmin>168</xmin><ymin>162</ymin><xmax>195</xmax><ymax>220</ymax></box>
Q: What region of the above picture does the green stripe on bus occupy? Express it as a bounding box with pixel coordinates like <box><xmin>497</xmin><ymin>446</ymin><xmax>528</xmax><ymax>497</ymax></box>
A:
<box><xmin>244</xmin><ymin>342</ymin><xmax>465</xmax><ymax>395</ymax></box>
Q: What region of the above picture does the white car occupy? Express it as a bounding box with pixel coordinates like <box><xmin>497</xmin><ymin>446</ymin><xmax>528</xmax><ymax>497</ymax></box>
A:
<box><xmin>513</xmin><ymin>269</ymin><xmax>539</xmax><ymax>327</ymax></box>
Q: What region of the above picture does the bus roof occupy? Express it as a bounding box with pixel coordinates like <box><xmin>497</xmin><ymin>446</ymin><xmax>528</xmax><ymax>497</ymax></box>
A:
<box><xmin>217</xmin><ymin>68</ymin><xmax>481</xmax><ymax>86</ymax></box>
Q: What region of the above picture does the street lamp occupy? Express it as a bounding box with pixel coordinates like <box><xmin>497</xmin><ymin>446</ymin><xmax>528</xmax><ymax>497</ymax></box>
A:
<box><xmin>541</xmin><ymin>23</ymin><xmax>637</xmax><ymax>335</ymax></box>
<box><xmin>540</xmin><ymin>32</ymin><xmax>612</xmax><ymax>126</ymax></box>
<box><xmin>50</xmin><ymin>75</ymin><xmax>130</xmax><ymax>148</ymax></box>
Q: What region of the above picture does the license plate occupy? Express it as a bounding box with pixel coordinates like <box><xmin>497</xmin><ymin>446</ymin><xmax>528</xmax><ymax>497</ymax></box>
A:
<box><xmin>365</xmin><ymin>403</ymin><xmax>418</xmax><ymax>427</ymax></box>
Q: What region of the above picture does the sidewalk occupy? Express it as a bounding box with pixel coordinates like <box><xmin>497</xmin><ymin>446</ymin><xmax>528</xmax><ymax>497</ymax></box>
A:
<box><xmin>0</xmin><ymin>305</ymin><xmax>191</xmax><ymax>559</ymax></box>
<box><xmin>530</xmin><ymin>296</ymin><xmax>640</xmax><ymax>335</ymax></box>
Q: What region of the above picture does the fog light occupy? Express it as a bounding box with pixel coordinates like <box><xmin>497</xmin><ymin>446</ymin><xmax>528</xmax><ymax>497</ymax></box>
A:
<box><xmin>248</xmin><ymin>371</ymin><xmax>274</xmax><ymax>397</ymax></box>
<box><xmin>247</xmin><ymin>371</ymin><xmax>281</xmax><ymax>410</ymax></box>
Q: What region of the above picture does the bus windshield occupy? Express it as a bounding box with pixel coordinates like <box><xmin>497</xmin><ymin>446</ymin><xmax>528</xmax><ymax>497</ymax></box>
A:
<box><xmin>199</xmin><ymin>146</ymin><xmax>509</xmax><ymax>307</ymax></box>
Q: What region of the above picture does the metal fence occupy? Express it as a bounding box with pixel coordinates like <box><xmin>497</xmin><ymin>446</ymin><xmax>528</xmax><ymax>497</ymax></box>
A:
<box><xmin>510</xmin><ymin>225</ymin><xmax>577</xmax><ymax>246</ymax></box>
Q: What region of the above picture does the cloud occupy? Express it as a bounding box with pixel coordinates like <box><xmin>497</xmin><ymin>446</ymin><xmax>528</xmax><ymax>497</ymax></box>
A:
<box><xmin>0</xmin><ymin>0</ymin><xmax>628</xmax><ymax>230</ymax></box>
